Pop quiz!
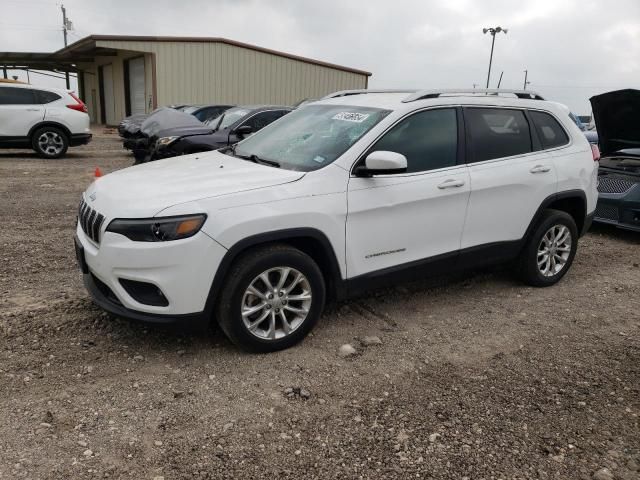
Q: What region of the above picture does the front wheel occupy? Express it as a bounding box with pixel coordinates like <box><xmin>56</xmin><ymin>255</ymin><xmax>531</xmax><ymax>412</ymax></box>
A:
<box><xmin>518</xmin><ymin>209</ymin><xmax>578</xmax><ymax>287</ymax></box>
<box><xmin>216</xmin><ymin>245</ymin><xmax>326</xmax><ymax>352</ymax></box>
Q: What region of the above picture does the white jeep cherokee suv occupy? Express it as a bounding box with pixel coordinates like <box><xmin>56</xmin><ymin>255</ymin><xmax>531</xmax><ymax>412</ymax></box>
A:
<box><xmin>0</xmin><ymin>81</ymin><xmax>91</xmax><ymax>158</ymax></box>
<box><xmin>75</xmin><ymin>89</ymin><xmax>598</xmax><ymax>352</ymax></box>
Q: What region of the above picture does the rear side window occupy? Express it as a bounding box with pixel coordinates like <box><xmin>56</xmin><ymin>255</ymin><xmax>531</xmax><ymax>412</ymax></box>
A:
<box><xmin>34</xmin><ymin>90</ymin><xmax>61</xmax><ymax>104</ymax></box>
<box><xmin>368</xmin><ymin>108</ymin><xmax>458</xmax><ymax>173</ymax></box>
<box><xmin>0</xmin><ymin>87</ymin><xmax>37</xmax><ymax>105</ymax></box>
<box><xmin>529</xmin><ymin>111</ymin><xmax>569</xmax><ymax>149</ymax></box>
<box><xmin>242</xmin><ymin>110</ymin><xmax>288</xmax><ymax>131</ymax></box>
<box><xmin>465</xmin><ymin>108</ymin><xmax>532</xmax><ymax>162</ymax></box>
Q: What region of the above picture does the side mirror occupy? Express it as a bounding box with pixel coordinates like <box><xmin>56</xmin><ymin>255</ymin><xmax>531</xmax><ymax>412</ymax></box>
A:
<box><xmin>354</xmin><ymin>151</ymin><xmax>407</xmax><ymax>177</ymax></box>
<box><xmin>235</xmin><ymin>125</ymin><xmax>253</xmax><ymax>136</ymax></box>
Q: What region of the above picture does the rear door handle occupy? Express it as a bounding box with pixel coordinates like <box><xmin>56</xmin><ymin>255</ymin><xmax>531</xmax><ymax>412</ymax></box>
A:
<box><xmin>530</xmin><ymin>165</ymin><xmax>551</xmax><ymax>174</ymax></box>
<box><xmin>437</xmin><ymin>179</ymin><xmax>466</xmax><ymax>189</ymax></box>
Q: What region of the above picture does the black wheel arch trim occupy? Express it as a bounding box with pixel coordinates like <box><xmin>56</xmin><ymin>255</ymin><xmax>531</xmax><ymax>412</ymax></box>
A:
<box><xmin>524</xmin><ymin>189</ymin><xmax>589</xmax><ymax>240</ymax></box>
<box><xmin>203</xmin><ymin>228</ymin><xmax>345</xmax><ymax>317</ymax></box>
<box><xmin>28</xmin><ymin>121</ymin><xmax>72</xmax><ymax>142</ymax></box>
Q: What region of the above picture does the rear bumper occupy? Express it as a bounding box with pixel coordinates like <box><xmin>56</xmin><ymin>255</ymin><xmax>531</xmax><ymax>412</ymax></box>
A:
<box><xmin>582</xmin><ymin>211</ymin><xmax>595</xmax><ymax>236</ymax></box>
<box><xmin>70</xmin><ymin>133</ymin><xmax>92</xmax><ymax>146</ymax></box>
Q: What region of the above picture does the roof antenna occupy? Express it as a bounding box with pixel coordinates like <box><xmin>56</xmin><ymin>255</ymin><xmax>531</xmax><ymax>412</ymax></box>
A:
<box><xmin>496</xmin><ymin>71</ymin><xmax>504</xmax><ymax>89</ymax></box>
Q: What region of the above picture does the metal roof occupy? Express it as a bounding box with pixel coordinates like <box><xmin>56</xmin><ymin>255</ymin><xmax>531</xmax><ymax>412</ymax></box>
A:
<box><xmin>0</xmin><ymin>35</ymin><xmax>372</xmax><ymax>76</ymax></box>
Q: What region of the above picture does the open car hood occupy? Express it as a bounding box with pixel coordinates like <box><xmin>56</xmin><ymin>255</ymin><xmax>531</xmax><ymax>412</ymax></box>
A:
<box><xmin>590</xmin><ymin>89</ymin><xmax>640</xmax><ymax>156</ymax></box>
<box><xmin>154</xmin><ymin>124</ymin><xmax>214</xmax><ymax>139</ymax></box>
<box><xmin>140</xmin><ymin>108</ymin><xmax>203</xmax><ymax>138</ymax></box>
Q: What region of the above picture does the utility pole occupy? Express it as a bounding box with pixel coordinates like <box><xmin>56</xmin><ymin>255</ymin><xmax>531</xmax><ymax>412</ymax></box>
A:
<box><xmin>482</xmin><ymin>26</ymin><xmax>508</xmax><ymax>89</ymax></box>
<box><xmin>523</xmin><ymin>69</ymin><xmax>529</xmax><ymax>90</ymax></box>
<box><xmin>61</xmin><ymin>4</ymin><xmax>71</xmax><ymax>89</ymax></box>
<box><xmin>2</xmin><ymin>67</ymin><xmax>7</xmax><ymax>79</ymax></box>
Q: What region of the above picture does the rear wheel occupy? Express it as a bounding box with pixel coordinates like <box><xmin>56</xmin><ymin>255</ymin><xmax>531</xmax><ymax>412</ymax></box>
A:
<box><xmin>32</xmin><ymin>127</ymin><xmax>68</xmax><ymax>158</ymax></box>
<box><xmin>216</xmin><ymin>244</ymin><xmax>325</xmax><ymax>352</ymax></box>
<box><xmin>518</xmin><ymin>209</ymin><xmax>578</xmax><ymax>287</ymax></box>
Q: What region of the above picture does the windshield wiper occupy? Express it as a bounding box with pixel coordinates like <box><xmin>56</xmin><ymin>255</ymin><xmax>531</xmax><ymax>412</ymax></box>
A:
<box><xmin>235</xmin><ymin>151</ymin><xmax>280</xmax><ymax>168</ymax></box>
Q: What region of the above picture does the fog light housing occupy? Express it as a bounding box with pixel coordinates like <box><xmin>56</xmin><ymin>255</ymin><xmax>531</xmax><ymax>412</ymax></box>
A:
<box><xmin>119</xmin><ymin>279</ymin><xmax>169</xmax><ymax>307</ymax></box>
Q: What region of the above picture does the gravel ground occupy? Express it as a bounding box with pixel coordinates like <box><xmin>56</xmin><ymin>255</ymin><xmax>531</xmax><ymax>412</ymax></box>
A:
<box><xmin>0</xmin><ymin>130</ymin><xmax>639</xmax><ymax>480</ymax></box>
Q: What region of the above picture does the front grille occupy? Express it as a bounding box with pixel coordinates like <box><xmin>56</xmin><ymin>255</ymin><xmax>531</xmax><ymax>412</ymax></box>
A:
<box><xmin>594</xmin><ymin>203</ymin><xmax>619</xmax><ymax>222</ymax></box>
<box><xmin>597</xmin><ymin>176</ymin><xmax>636</xmax><ymax>194</ymax></box>
<box><xmin>78</xmin><ymin>199</ymin><xmax>105</xmax><ymax>244</ymax></box>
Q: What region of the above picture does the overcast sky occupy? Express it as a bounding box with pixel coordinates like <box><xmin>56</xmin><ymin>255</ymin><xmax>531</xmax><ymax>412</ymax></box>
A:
<box><xmin>2</xmin><ymin>0</ymin><xmax>639</xmax><ymax>114</ymax></box>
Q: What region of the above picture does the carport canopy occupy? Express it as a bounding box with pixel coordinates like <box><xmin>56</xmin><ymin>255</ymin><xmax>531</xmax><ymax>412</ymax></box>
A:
<box><xmin>0</xmin><ymin>38</ymin><xmax>121</xmax><ymax>75</ymax></box>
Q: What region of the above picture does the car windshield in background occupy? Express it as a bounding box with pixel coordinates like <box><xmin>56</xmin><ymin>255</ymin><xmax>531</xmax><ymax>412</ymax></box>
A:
<box><xmin>217</xmin><ymin>107</ymin><xmax>251</xmax><ymax>130</ymax></box>
<box><xmin>232</xmin><ymin>105</ymin><xmax>391</xmax><ymax>171</ymax></box>
<box><xmin>181</xmin><ymin>106</ymin><xmax>199</xmax><ymax>114</ymax></box>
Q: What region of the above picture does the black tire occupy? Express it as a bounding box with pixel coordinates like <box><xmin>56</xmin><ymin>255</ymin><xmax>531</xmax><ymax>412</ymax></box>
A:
<box><xmin>132</xmin><ymin>149</ymin><xmax>147</xmax><ymax>164</ymax></box>
<box><xmin>216</xmin><ymin>244</ymin><xmax>326</xmax><ymax>352</ymax></box>
<box><xmin>517</xmin><ymin>209</ymin><xmax>578</xmax><ymax>287</ymax></box>
<box><xmin>32</xmin><ymin>126</ymin><xmax>69</xmax><ymax>159</ymax></box>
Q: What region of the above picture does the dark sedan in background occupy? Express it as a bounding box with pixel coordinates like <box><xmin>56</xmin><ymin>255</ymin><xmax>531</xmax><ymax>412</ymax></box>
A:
<box><xmin>590</xmin><ymin>89</ymin><xmax>640</xmax><ymax>232</ymax></box>
<box><xmin>150</xmin><ymin>105</ymin><xmax>292</xmax><ymax>160</ymax></box>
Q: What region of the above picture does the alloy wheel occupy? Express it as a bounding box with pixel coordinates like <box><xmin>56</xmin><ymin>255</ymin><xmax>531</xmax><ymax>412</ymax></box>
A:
<box><xmin>38</xmin><ymin>131</ymin><xmax>64</xmax><ymax>156</ymax></box>
<box><xmin>241</xmin><ymin>267</ymin><xmax>312</xmax><ymax>340</ymax></box>
<box><xmin>537</xmin><ymin>224</ymin><xmax>572</xmax><ymax>277</ymax></box>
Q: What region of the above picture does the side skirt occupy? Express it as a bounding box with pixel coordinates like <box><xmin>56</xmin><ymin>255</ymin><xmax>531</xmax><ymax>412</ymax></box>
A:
<box><xmin>342</xmin><ymin>240</ymin><xmax>523</xmax><ymax>299</ymax></box>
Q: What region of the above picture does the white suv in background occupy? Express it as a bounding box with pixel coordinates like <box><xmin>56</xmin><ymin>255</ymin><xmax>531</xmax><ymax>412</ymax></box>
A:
<box><xmin>75</xmin><ymin>89</ymin><xmax>599</xmax><ymax>352</ymax></box>
<box><xmin>0</xmin><ymin>81</ymin><xmax>91</xmax><ymax>158</ymax></box>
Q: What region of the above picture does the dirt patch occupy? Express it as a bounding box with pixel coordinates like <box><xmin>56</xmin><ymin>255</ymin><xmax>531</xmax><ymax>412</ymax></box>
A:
<box><xmin>0</xmin><ymin>132</ymin><xmax>639</xmax><ymax>479</ymax></box>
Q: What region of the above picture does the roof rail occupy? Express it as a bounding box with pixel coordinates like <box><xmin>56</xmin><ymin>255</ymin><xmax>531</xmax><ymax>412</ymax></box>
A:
<box><xmin>323</xmin><ymin>89</ymin><xmax>417</xmax><ymax>99</ymax></box>
<box><xmin>402</xmin><ymin>89</ymin><xmax>545</xmax><ymax>102</ymax></box>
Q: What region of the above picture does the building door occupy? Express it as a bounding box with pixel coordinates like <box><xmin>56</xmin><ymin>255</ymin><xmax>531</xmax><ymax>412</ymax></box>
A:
<box><xmin>127</xmin><ymin>57</ymin><xmax>146</xmax><ymax>115</ymax></box>
<box><xmin>100</xmin><ymin>64</ymin><xmax>116</xmax><ymax>125</ymax></box>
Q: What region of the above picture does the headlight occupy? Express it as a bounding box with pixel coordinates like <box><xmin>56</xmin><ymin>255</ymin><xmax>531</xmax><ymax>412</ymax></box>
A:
<box><xmin>156</xmin><ymin>136</ymin><xmax>180</xmax><ymax>147</ymax></box>
<box><xmin>106</xmin><ymin>214</ymin><xmax>207</xmax><ymax>242</ymax></box>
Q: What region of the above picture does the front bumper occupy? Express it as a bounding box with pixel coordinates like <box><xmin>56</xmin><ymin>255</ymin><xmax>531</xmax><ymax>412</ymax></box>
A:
<box><xmin>75</xmin><ymin>223</ymin><xmax>228</xmax><ymax>321</ymax></box>
<box><xmin>83</xmin><ymin>272</ymin><xmax>209</xmax><ymax>329</ymax></box>
<box><xmin>594</xmin><ymin>184</ymin><xmax>640</xmax><ymax>232</ymax></box>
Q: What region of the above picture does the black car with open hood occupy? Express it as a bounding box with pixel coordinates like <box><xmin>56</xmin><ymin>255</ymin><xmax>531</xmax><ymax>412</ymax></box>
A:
<box><xmin>149</xmin><ymin>105</ymin><xmax>292</xmax><ymax>161</ymax></box>
<box><xmin>590</xmin><ymin>89</ymin><xmax>640</xmax><ymax>232</ymax></box>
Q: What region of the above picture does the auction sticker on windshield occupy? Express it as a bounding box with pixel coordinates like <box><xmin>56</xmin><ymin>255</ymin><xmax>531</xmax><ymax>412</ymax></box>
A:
<box><xmin>332</xmin><ymin>112</ymin><xmax>371</xmax><ymax>122</ymax></box>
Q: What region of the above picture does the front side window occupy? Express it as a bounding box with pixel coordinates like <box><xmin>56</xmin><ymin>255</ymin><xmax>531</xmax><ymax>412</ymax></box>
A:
<box><xmin>530</xmin><ymin>110</ymin><xmax>570</xmax><ymax>149</ymax></box>
<box><xmin>0</xmin><ymin>87</ymin><xmax>36</xmax><ymax>105</ymax></box>
<box><xmin>366</xmin><ymin>108</ymin><xmax>458</xmax><ymax>173</ymax></box>
<box><xmin>232</xmin><ymin>105</ymin><xmax>390</xmax><ymax>171</ymax></box>
<box><xmin>466</xmin><ymin>108</ymin><xmax>532</xmax><ymax>162</ymax></box>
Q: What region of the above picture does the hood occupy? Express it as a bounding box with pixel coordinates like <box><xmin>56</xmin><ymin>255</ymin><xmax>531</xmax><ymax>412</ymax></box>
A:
<box><xmin>155</xmin><ymin>124</ymin><xmax>214</xmax><ymax>139</ymax></box>
<box><xmin>140</xmin><ymin>108</ymin><xmax>203</xmax><ymax>138</ymax></box>
<box><xmin>84</xmin><ymin>150</ymin><xmax>305</xmax><ymax>218</ymax></box>
<box><xmin>590</xmin><ymin>89</ymin><xmax>640</xmax><ymax>156</ymax></box>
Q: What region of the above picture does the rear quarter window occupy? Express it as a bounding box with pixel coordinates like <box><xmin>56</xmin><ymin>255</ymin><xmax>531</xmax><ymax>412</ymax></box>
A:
<box><xmin>465</xmin><ymin>108</ymin><xmax>532</xmax><ymax>162</ymax></box>
<box><xmin>529</xmin><ymin>110</ymin><xmax>570</xmax><ymax>149</ymax></box>
<box><xmin>34</xmin><ymin>90</ymin><xmax>62</xmax><ymax>104</ymax></box>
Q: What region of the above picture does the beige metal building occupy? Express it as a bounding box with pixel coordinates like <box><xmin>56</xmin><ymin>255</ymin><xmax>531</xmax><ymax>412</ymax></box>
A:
<box><xmin>0</xmin><ymin>35</ymin><xmax>371</xmax><ymax>125</ymax></box>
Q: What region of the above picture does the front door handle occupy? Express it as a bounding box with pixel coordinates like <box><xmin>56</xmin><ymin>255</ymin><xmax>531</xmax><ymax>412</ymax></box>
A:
<box><xmin>530</xmin><ymin>165</ymin><xmax>551</xmax><ymax>174</ymax></box>
<box><xmin>26</xmin><ymin>108</ymin><xmax>41</xmax><ymax>112</ymax></box>
<box><xmin>437</xmin><ymin>179</ymin><xmax>466</xmax><ymax>189</ymax></box>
